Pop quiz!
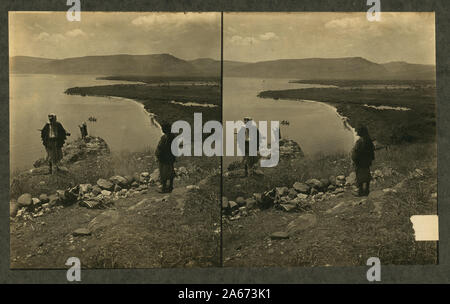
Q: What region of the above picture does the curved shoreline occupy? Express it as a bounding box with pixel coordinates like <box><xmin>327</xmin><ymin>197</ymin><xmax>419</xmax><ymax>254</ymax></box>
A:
<box><xmin>106</xmin><ymin>96</ymin><xmax>163</xmax><ymax>135</ymax></box>
<box><xmin>300</xmin><ymin>99</ymin><xmax>358</xmax><ymax>142</ymax></box>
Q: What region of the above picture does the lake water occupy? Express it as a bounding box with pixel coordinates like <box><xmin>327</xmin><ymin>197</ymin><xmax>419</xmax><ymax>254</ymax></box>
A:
<box><xmin>10</xmin><ymin>74</ymin><xmax>162</xmax><ymax>172</ymax></box>
<box><xmin>223</xmin><ymin>77</ymin><xmax>356</xmax><ymax>165</ymax></box>
<box><xmin>10</xmin><ymin>74</ymin><xmax>357</xmax><ymax>172</ymax></box>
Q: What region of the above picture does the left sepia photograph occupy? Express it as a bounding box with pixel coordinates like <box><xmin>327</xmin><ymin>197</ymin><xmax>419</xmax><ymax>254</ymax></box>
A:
<box><xmin>9</xmin><ymin>12</ymin><xmax>221</xmax><ymax>269</ymax></box>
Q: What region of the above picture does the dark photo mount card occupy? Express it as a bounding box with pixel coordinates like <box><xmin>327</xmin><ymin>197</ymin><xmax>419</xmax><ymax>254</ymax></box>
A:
<box><xmin>1</xmin><ymin>0</ymin><xmax>449</xmax><ymax>284</ymax></box>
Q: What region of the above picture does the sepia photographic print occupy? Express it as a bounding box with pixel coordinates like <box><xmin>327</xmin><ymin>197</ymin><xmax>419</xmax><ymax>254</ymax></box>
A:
<box><xmin>9</xmin><ymin>10</ymin><xmax>438</xmax><ymax>270</ymax></box>
<box><xmin>9</xmin><ymin>12</ymin><xmax>221</xmax><ymax>269</ymax></box>
<box><xmin>221</xmin><ymin>12</ymin><xmax>437</xmax><ymax>267</ymax></box>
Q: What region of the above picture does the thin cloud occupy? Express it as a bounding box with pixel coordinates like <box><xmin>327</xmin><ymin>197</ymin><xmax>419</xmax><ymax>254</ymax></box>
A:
<box><xmin>229</xmin><ymin>35</ymin><xmax>259</xmax><ymax>46</ymax></box>
<box><xmin>65</xmin><ymin>29</ymin><xmax>87</xmax><ymax>38</ymax></box>
<box><xmin>259</xmin><ymin>32</ymin><xmax>278</xmax><ymax>41</ymax></box>
<box><xmin>131</xmin><ymin>13</ymin><xmax>218</xmax><ymax>29</ymax></box>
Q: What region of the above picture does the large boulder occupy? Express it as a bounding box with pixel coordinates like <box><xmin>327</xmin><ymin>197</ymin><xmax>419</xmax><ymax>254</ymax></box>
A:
<box><xmin>293</xmin><ymin>182</ymin><xmax>310</xmax><ymax>194</ymax></box>
<box><xmin>17</xmin><ymin>193</ymin><xmax>32</xmax><ymax>208</ymax></box>
<box><xmin>97</xmin><ymin>178</ymin><xmax>114</xmax><ymax>191</ymax></box>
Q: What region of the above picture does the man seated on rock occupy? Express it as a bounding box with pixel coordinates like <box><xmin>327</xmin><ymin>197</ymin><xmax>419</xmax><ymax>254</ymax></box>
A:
<box><xmin>41</xmin><ymin>113</ymin><xmax>70</xmax><ymax>174</ymax></box>
<box><xmin>351</xmin><ymin>125</ymin><xmax>375</xmax><ymax>196</ymax></box>
<box><xmin>155</xmin><ymin>121</ymin><xmax>176</xmax><ymax>193</ymax></box>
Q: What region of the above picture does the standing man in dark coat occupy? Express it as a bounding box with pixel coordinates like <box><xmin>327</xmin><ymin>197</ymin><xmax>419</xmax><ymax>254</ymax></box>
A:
<box><xmin>155</xmin><ymin>121</ymin><xmax>176</xmax><ymax>193</ymax></box>
<box><xmin>351</xmin><ymin>125</ymin><xmax>375</xmax><ymax>196</ymax></box>
<box><xmin>41</xmin><ymin>113</ymin><xmax>70</xmax><ymax>174</ymax></box>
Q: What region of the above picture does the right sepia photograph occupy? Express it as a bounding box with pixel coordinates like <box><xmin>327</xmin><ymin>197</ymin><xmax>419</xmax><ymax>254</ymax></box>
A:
<box><xmin>222</xmin><ymin>12</ymin><xmax>438</xmax><ymax>267</ymax></box>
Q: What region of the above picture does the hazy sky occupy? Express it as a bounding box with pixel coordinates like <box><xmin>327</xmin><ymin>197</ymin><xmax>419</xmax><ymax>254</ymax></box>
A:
<box><xmin>9</xmin><ymin>12</ymin><xmax>221</xmax><ymax>60</ymax></box>
<box><xmin>224</xmin><ymin>12</ymin><xmax>436</xmax><ymax>64</ymax></box>
<box><xmin>10</xmin><ymin>12</ymin><xmax>435</xmax><ymax>64</ymax></box>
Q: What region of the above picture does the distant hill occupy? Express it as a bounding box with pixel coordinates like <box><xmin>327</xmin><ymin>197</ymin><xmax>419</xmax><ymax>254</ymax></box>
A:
<box><xmin>11</xmin><ymin>55</ymin><xmax>435</xmax><ymax>80</ymax></box>
<box><xmin>10</xmin><ymin>54</ymin><xmax>218</xmax><ymax>77</ymax></box>
<box><xmin>224</xmin><ymin>57</ymin><xmax>436</xmax><ymax>80</ymax></box>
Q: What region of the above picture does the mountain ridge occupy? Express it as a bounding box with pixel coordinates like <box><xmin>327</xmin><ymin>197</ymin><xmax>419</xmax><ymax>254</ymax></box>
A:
<box><xmin>10</xmin><ymin>54</ymin><xmax>435</xmax><ymax>80</ymax></box>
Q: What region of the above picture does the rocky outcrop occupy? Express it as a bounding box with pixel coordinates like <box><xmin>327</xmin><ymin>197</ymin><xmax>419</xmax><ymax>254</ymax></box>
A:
<box><xmin>278</xmin><ymin>138</ymin><xmax>304</xmax><ymax>158</ymax></box>
<box><xmin>33</xmin><ymin>136</ymin><xmax>110</xmax><ymax>168</ymax></box>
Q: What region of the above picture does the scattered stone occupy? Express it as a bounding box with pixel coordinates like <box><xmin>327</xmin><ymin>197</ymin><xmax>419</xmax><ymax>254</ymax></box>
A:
<box><xmin>114</xmin><ymin>184</ymin><xmax>122</xmax><ymax>192</ymax></box>
<box><xmin>229</xmin><ymin>201</ymin><xmax>238</xmax><ymax>210</ymax></box>
<box><xmin>293</xmin><ymin>182</ymin><xmax>310</xmax><ymax>194</ymax></box>
<box><xmin>186</xmin><ymin>185</ymin><xmax>200</xmax><ymax>191</ymax></box>
<box><xmin>109</xmin><ymin>175</ymin><xmax>128</xmax><ymax>187</ymax></box>
<box><xmin>236</xmin><ymin>197</ymin><xmax>246</xmax><ymax>206</ymax></box>
<box><xmin>97</xmin><ymin>178</ymin><xmax>114</xmax><ymax>191</ymax></box>
<box><xmin>79</xmin><ymin>200</ymin><xmax>103</xmax><ymax>209</ymax></box>
<box><xmin>310</xmin><ymin>188</ymin><xmax>318</xmax><ymax>195</ymax></box>
<box><xmin>17</xmin><ymin>193</ymin><xmax>32</xmax><ymax>208</ymax></box>
<box><xmin>431</xmin><ymin>192</ymin><xmax>437</xmax><ymax>199</ymax></box>
<box><xmin>101</xmin><ymin>190</ymin><xmax>112</xmax><ymax>196</ymax></box>
<box><xmin>245</xmin><ymin>198</ymin><xmax>257</xmax><ymax>210</ymax></box>
<box><xmin>39</xmin><ymin>194</ymin><xmax>49</xmax><ymax>203</ymax></box>
<box><xmin>131</xmin><ymin>181</ymin><xmax>139</xmax><ymax>188</ymax></box>
<box><xmin>288</xmin><ymin>188</ymin><xmax>298</xmax><ymax>199</ymax></box>
<box><xmin>280</xmin><ymin>203</ymin><xmax>297</xmax><ymax>212</ymax></box>
<box><xmin>270</xmin><ymin>231</ymin><xmax>290</xmax><ymax>240</ymax></box>
<box><xmin>79</xmin><ymin>184</ymin><xmax>92</xmax><ymax>194</ymax></box>
<box><xmin>305</xmin><ymin>179</ymin><xmax>322</xmax><ymax>189</ymax></box>
<box><xmin>73</xmin><ymin>228</ymin><xmax>91</xmax><ymax>236</ymax></box>
<box><xmin>334</xmin><ymin>187</ymin><xmax>344</xmax><ymax>194</ymax></box>
<box><xmin>276</xmin><ymin>187</ymin><xmax>289</xmax><ymax>197</ymax></box>
<box><xmin>328</xmin><ymin>184</ymin><xmax>336</xmax><ymax>192</ymax></box>
<box><xmin>91</xmin><ymin>185</ymin><xmax>102</xmax><ymax>196</ymax></box>
<box><xmin>32</xmin><ymin>198</ymin><xmax>41</xmax><ymax>207</ymax></box>
<box><xmin>296</xmin><ymin>193</ymin><xmax>308</xmax><ymax>200</ymax></box>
